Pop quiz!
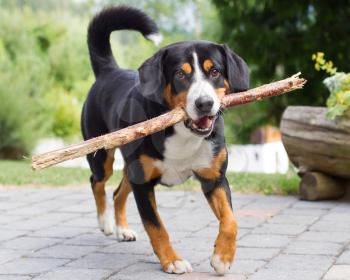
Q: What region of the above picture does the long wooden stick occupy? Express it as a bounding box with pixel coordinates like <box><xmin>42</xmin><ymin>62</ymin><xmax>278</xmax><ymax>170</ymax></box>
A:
<box><xmin>32</xmin><ymin>73</ymin><xmax>306</xmax><ymax>170</ymax></box>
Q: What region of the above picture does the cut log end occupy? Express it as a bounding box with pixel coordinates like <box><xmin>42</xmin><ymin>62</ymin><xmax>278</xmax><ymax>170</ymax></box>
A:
<box><xmin>299</xmin><ymin>172</ymin><xmax>346</xmax><ymax>201</ymax></box>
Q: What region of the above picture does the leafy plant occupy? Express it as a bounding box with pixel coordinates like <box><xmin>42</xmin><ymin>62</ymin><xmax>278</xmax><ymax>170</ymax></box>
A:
<box><xmin>312</xmin><ymin>52</ymin><xmax>350</xmax><ymax>119</ymax></box>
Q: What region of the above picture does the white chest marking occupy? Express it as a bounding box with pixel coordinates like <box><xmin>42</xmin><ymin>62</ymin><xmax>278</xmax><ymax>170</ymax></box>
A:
<box><xmin>154</xmin><ymin>122</ymin><xmax>213</xmax><ymax>186</ymax></box>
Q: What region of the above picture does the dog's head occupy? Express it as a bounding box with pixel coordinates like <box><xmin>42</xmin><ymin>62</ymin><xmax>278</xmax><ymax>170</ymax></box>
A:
<box><xmin>139</xmin><ymin>41</ymin><xmax>249</xmax><ymax>136</ymax></box>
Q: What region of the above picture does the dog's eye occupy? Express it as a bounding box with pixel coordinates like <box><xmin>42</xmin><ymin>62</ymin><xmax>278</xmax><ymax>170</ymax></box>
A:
<box><xmin>174</xmin><ymin>70</ymin><xmax>185</xmax><ymax>80</ymax></box>
<box><xmin>210</xmin><ymin>68</ymin><xmax>220</xmax><ymax>78</ymax></box>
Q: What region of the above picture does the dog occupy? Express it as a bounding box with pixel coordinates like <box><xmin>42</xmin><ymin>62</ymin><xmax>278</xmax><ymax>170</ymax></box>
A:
<box><xmin>81</xmin><ymin>6</ymin><xmax>249</xmax><ymax>275</ymax></box>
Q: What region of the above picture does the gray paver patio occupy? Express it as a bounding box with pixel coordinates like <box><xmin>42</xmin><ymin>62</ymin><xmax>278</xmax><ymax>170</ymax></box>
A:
<box><xmin>0</xmin><ymin>186</ymin><xmax>349</xmax><ymax>279</ymax></box>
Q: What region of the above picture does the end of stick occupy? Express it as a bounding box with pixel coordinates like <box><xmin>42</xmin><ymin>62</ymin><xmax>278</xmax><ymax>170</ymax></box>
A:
<box><xmin>291</xmin><ymin>72</ymin><xmax>307</xmax><ymax>89</ymax></box>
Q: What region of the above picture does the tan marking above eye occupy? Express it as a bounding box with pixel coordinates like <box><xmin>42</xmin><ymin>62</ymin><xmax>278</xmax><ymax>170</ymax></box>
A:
<box><xmin>181</xmin><ymin>63</ymin><xmax>192</xmax><ymax>74</ymax></box>
<box><xmin>203</xmin><ymin>59</ymin><xmax>214</xmax><ymax>72</ymax></box>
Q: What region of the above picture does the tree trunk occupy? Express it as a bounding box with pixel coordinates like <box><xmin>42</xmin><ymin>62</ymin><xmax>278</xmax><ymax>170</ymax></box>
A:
<box><xmin>299</xmin><ymin>172</ymin><xmax>346</xmax><ymax>201</ymax></box>
<box><xmin>281</xmin><ymin>106</ymin><xmax>350</xmax><ymax>179</ymax></box>
<box><xmin>281</xmin><ymin>106</ymin><xmax>350</xmax><ymax>200</ymax></box>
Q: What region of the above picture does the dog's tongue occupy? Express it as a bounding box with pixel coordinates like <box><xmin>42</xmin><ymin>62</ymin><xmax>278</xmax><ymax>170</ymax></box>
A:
<box><xmin>194</xmin><ymin>116</ymin><xmax>212</xmax><ymax>129</ymax></box>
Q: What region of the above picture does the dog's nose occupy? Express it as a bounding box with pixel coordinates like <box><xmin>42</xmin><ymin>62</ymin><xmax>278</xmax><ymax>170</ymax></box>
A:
<box><xmin>195</xmin><ymin>96</ymin><xmax>214</xmax><ymax>113</ymax></box>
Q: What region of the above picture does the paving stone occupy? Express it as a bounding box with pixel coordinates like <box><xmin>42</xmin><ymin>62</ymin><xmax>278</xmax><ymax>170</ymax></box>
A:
<box><xmin>0</xmin><ymin>229</ymin><xmax>27</xmax><ymax>242</ymax></box>
<box><xmin>59</xmin><ymin>216</ymin><xmax>98</xmax><ymax>228</ymax></box>
<box><xmin>172</xmin><ymin>237</ymin><xmax>214</xmax><ymax>253</ymax></box>
<box><xmin>321</xmin><ymin>212</ymin><xmax>350</xmax><ymax>222</ymax></box>
<box><xmin>1</xmin><ymin>187</ymin><xmax>350</xmax><ymax>279</ymax></box>
<box><xmin>66</xmin><ymin>252</ymin><xmax>137</xmax><ymax>270</ymax></box>
<box><xmin>238</xmin><ymin>234</ymin><xmax>292</xmax><ymax>248</ymax></box>
<box><xmin>281</xmin><ymin>208</ymin><xmax>328</xmax><ymax>216</ymax></box>
<box><xmin>0</xmin><ymin>276</ymin><xmax>32</xmax><ymax>280</ymax></box>
<box><xmin>324</xmin><ymin>265</ymin><xmax>350</xmax><ymax>280</ymax></box>
<box><xmin>297</xmin><ymin>231</ymin><xmax>350</xmax><ymax>243</ymax></box>
<box><xmin>62</xmin><ymin>233</ymin><xmax>117</xmax><ymax>246</ymax></box>
<box><xmin>57</xmin><ymin>203</ymin><xmax>95</xmax><ymax>213</ymax></box>
<box><xmin>97</xmin><ymin>240</ymin><xmax>153</xmax><ymax>256</ymax></box>
<box><xmin>34</xmin><ymin>267</ymin><xmax>111</xmax><ymax>280</ymax></box>
<box><xmin>0</xmin><ymin>257</ymin><xmax>69</xmax><ymax>274</ymax></box>
<box><xmin>235</xmin><ymin>247</ymin><xmax>280</xmax><ymax>260</ymax></box>
<box><xmin>337</xmin><ymin>250</ymin><xmax>350</xmax><ymax>264</ymax></box>
<box><xmin>180</xmin><ymin>249</ymin><xmax>210</xmax><ymax>265</ymax></box>
<box><xmin>310</xmin><ymin>221</ymin><xmax>350</xmax><ymax>232</ymax></box>
<box><xmin>267</xmin><ymin>214</ymin><xmax>318</xmax><ymax>225</ymax></box>
<box><xmin>27</xmin><ymin>244</ymin><xmax>100</xmax><ymax>259</ymax></box>
<box><xmin>252</xmin><ymin>223</ymin><xmax>307</xmax><ymax>235</ymax></box>
<box><xmin>31</xmin><ymin>225</ymin><xmax>93</xmax><ymax>239</ymax></box>
<box><xmin>250</xmin><ymin>269</ymin><xmax>324</xmax><ymax>280</ymax></box>
<box><xmin>1</xmin><ymin>236</ymin><xmax>61</xmax><ymax>251</ymax></box>
<box><xmin>329</xmin><ymin>203</ymin><xmax>350</xmax><ymax>213</ymax></box>
<box><xmin>38</xmin><ymin>212</ymin><xmax>82</xmax><ymax>222</ymax></box>
<box><xmin>194</xmin><ymin>258</ymin><xmax>265</xmax><ymax>275</ymax></box>
<box><xmin>236</xmin><ymin>229</ymin><xmax>250</xmax><ymax>240</ymax></box>
<box><xmin>266</xmin><ymin>254</ymin><xmax>334</xmax><ymax>271</ymax></box>
<box><xmin>0</xmin><ymin>214</ymin><xmax>24</xmax><ymax>225</ymax></box>
<box><xmin>236</xmin><ymin>216</ymin><xmax>266</xmax><ymax>229</ymax></box>
<box><xmin>177</xmin><ymin>272</ymin><xmax>246</xmax><ymax>280</ymax></box>
<box><xmin>1</xmin><ymin>217</ymin><xmax>60</xmax><ymax>231</ymax></box>
<box><xmin>108</xmin><ymin>261</ymin><xmax>175</xmax><ymax>280</ymax></box>
<box><xmin>0</xmin><ymin>201</ymin><xmax>29</xmax><ymax>211</ymax></box>
<box><xmin>284</xmin><ymin>241</ymin><xmax>343</xmax><ymax>256</ymax></box>
<box><xmin>190</xmin><ymin>225</ymin><xmax>246</xmax><ymax>240</ymax></box>
<box><xmin>292</xmin><ymin>201</ymin><xmax>337</xmax><ymax>210</ymax></box>
<box><xmin>165</xmin><ymin>218</ymin><xmax>211</xmax><ymax>232</ymax></box>
<box><xmin>230</xmin><ymin>259</ymin><xmax>266</xmax><ymax>274</ymax></box>
<box><xmin>0</xmin><ymin>248</ymin><xmax>29</xmax><ymax>264</ymax></box>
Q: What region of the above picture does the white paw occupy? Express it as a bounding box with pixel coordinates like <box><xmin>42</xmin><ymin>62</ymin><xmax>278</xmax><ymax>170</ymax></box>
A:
<box><xmin>210</xmin><ymin>254</ymin><xmax>230</xmax><ymax>276</ymax></box>
<box><xmin>116</xmin><ymin>227</ymin><xmax>138</xmax><ymax>242</ymax></box>
<box><xmin>97</xmin><ymin>208</ymin><xmax>115</xmax><ymax>236</ymax></box>
<box><xmin>165</xmin><ymin>259</ymin><xmax>192</xmax><ymax>274</ymax></box>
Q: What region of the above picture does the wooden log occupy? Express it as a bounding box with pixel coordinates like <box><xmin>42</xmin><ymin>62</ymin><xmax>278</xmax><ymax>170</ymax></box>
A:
<box><xmin>281</xmin><ymin>106</ymin><xmax>350</xmax><ymax>179</ymax></box>
<box><xmin>299</xmin><ymin>172</ymin><xmax>346</xmax><ymax>201</ymax></box>
<box><xmin>32</xmin><ymin>73</ymin><xmax>306</xmax><ymax>170</ymax></box>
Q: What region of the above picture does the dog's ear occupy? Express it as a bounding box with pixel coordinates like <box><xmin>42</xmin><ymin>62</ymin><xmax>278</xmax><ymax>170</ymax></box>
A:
<box><xmin>138</xmin><ymin>50</ymin><xmax>166</xmax><ymax>105</ymax></box>
<box><xmin>221</xmin><ymin>44</ymin><xmax>249</xmax><ymax>92</ymax></box>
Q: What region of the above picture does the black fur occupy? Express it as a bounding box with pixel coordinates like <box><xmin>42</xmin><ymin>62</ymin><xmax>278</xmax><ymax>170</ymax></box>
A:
<box><xmin>88</xmin><ymin>6</ymin><xmax>159</xmax><ymax>77</ymax></box>
<box><xmin>82</xmin><ymin>6</ymin><xmax>249</xmax><ymax>230</ymax></box>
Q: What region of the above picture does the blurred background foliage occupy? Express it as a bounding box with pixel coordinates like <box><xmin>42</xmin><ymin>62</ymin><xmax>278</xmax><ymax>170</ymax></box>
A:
<box><xmin>213</xmin><ymin>0</ymin><xmax>350</xmax><ymax>142</ymax></box>
<box><xmin>0</xmin><ymin>0</ymin><xmax>349</xmax><ymax>158</ymax></box>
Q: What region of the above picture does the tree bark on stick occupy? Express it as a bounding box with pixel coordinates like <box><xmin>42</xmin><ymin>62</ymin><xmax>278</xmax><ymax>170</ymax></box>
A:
<box><xmin>32</xmin><ymin>73</ymin><xmax>306</xmax><ymax>170</ymax></box>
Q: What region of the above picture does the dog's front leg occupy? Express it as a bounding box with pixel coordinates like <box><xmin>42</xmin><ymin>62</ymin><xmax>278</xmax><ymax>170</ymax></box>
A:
<box><xmin>132</xmin><ymin>181</ymin><xmax>192</xmax><ymax>274</ymax></box>
<box><xmin>202</xmin><ymin>177</ymin><xmax>237</xmax><ymax>275</ymax></box>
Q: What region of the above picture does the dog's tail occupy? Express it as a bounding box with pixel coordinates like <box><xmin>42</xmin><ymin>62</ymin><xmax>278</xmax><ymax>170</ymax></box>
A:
<box><xmin>87</xmin><ymin>6</ymin><xmax>162</xmax><ymax>77</ymax></box>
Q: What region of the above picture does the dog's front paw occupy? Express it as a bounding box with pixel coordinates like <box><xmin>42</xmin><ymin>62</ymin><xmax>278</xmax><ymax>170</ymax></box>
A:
<box><xmin>210</xmin><ymin>254</ymin><xmax>231</xmax><ymax>275</ymax></box>
<box><xmin>116</xmin><ymin>227</ymin><xmax>137</xmax><ymax>242</ymax></box>
<box><xmin>98</xmin><ymin>208</ymin><xmax>115</xmax><ymax>236</ymax></box>
<box><xmin>165</xmin><ymin>259</ymin><xmax>192</xmax><ymax>274</ymax></box>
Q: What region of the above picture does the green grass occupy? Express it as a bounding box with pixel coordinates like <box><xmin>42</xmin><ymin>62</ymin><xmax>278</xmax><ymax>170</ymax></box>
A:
<box><xmin>0</xmin><ymin>160</ymin><xmax>300</xmax><ymax>195</ymax></box>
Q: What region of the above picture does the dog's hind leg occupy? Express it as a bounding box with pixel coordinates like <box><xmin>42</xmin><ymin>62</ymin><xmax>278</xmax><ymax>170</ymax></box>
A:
<box><xmin>113</xmin><ymin>170</ymin><xmax>138</xmax><ymax>242</ymax></box>
<box><xmin>89</xmin><ymin>148</ymin><xmax>116</xmax><ymax>236</ymax></box>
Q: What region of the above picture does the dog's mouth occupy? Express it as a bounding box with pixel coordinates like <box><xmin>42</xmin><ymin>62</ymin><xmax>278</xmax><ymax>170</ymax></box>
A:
<box><xmin>184</xmin><ymin>115</ymin><xmax>216</xmax><ymax>136</ymax></box>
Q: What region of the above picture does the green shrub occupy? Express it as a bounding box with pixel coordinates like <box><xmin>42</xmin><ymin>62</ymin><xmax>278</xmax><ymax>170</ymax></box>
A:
<box><xmin>312</xmin><ymin>52</ymin><xmax>350</xmax><ymax>119</ymax></box>
<box><xmin>0</xmin><ymin>7</ymin><xmax>95</xmax><ymax>157</ymax></box>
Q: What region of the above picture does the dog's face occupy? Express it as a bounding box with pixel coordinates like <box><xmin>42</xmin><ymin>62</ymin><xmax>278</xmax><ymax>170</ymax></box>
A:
<box><xmin>139</xmin><ymin>41</ymin><xmax>249</xmax><ymax>136</ymax></box>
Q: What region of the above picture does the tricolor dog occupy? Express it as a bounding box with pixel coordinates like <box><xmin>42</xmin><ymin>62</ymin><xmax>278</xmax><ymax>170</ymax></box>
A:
<box><xmin>82</xmin><ymin>6</ymin><xmax>249</xmax><ymax>275</ymax></box>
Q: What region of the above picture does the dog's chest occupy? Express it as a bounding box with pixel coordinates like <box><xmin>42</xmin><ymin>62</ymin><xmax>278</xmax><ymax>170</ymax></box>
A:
<box><xmin>154</xmin><ymin>123</ymin><xmax>213</xmax><ymax>186</ymax></box>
